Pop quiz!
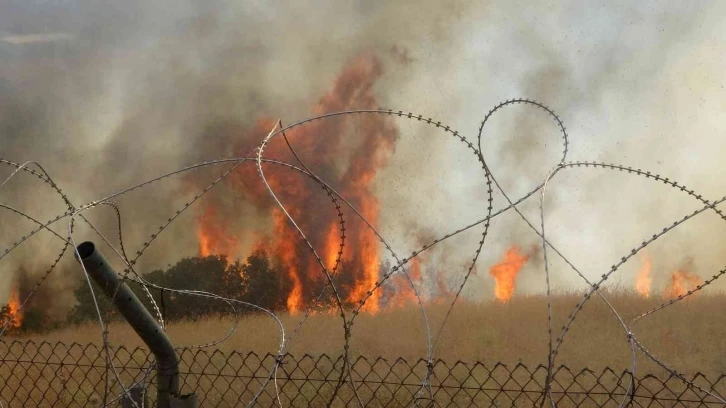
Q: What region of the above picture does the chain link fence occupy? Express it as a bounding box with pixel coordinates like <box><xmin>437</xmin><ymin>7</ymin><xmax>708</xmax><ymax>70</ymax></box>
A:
<box><xmin>1</xmin><ymin>339</ymin><xmax>724</xmax><ymax>407</ymax></box>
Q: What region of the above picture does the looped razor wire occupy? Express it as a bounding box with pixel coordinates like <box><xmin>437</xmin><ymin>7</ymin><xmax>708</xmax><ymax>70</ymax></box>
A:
<box><xmin>1</xmin><ymin>99</ymin><xmax>725</xmax><ymax>407</ymax></box>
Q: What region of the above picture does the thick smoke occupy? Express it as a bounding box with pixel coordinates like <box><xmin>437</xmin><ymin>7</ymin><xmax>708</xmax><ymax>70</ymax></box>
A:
<box><xmin>2</xmin><ymin>0</ymin><xmax>726</xmax><ymax>316</ymax></box>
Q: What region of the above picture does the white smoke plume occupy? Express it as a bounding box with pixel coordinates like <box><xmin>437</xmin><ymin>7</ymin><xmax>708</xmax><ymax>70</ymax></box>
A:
<box><xmin>1</xmin><ymin>0</ymin><xmax>726</xmax><ymax>312</ymax></box>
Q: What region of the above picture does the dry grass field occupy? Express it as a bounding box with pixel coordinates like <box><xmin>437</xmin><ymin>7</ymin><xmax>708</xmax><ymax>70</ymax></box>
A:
<box><xmin>13</xmin><ymin>289</ymin><xmax>726</xmax><ymax>376</ymax></box>
<box><xmin>2</xmin><ymin>290</ymin><xmax>726</xmax><ymax>407</ymax></box>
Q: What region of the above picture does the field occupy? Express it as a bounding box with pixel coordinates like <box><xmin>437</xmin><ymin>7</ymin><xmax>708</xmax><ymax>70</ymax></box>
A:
<box><xmin>2</xmin><ymin>290</ymin><xmax>725</xmax><ymax>406</ymax></box>
<box><xmin>13</xmin><ymin>289</ymin><xmax>726</xmax><ymax>376</ymax></box>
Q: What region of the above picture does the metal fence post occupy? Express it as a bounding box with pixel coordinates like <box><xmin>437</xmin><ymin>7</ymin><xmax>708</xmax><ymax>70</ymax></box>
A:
<box><xmin>76</xmin><ymin>241</ymin><xmax>197</xmax><ymax>408</ymax></box>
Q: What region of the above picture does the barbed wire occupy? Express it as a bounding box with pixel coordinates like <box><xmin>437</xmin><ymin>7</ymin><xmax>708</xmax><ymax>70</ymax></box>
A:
<box><xmin>0</xmin><ymin>100</ymin><xmax>724</xmax><ymax>408</ymax></box>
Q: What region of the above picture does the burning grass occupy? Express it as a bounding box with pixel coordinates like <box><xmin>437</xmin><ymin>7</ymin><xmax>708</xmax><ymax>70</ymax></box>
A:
<box><xmin>13</xmin><ymin>289</ymin><xmax>726</xmax><ymax>377</ymax></box>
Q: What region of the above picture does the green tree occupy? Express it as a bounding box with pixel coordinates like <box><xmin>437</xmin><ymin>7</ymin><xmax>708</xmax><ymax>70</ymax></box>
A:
<box><xmin>68</xmin><ymin>277</ymin><xmax>123</xmax><ymax>324</ymax></box>
<box><xmin>242</xmin><ymin>250</ymin><xmax>284</xmax><ymax>312</ymax></box>
<box><xmin>19</xmin><ymin>308</ymin><xmax>53</xmax><ymax>332</ymax></box>
<box><xmin>159</xmin><ymin>255</ymin><xmax>246</xmax><ymax>320</ymax></box>
<box><xmin>68</xmin><ymin>255</ymin><xmax>249</xmax><ymax>324</ymax></box>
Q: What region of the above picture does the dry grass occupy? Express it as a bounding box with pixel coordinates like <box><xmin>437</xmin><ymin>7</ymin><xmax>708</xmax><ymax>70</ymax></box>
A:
<box><xmin>3</xmin><ymin>290</ymin><xmax>726</xmax><ymax>406</ymax></box>
<box><xmin>13</xmin><ymin>289</ymin><xmax>726</xmax><ymax>376</ymax></box>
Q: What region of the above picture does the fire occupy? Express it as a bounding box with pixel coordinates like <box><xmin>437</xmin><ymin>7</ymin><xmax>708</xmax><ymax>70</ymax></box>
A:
<box><xmin>635</xmin><ymin>252</ymin><xmax>652</xmax><ymax>298</ymax></box>
<box><xmin>390</xmin><ymin>256</ymin><xmax>422</xmax><ymax>308</ymax></box>
<box><xmin>272</xmin><ymin>207</ymin><xmax>304</xmax><ymax>313</ymax></box>
<box><xmin>663</xmin><ymin>269</ymin><xmax>703</xmax><ymax>299</ymax></box>
<box><xmin>324</xmin><ymin>222</ymin><xmax>340</xmax><ymax>272</ymax></box>
<box><xmin>5</xmin><ymin>289</ymin><xmax>23</xmax><ymax>329</ymax></box>
<box><xmin>286</xmin><ymin>273</ymin><xmax>303</xmax><ymax>313</ymax></box>
<box><xmin>488</xmin><ymin>246</ymin><xmax>531</xmax><ymax>302</ymax></box>
<box><xmin>195</xmin><ymin>53</ymin><xmax>396</xmax><ymax>314</ymax></box>
<box><xmin>345</xmin><ymin>226</ymin><xmax>382</xmax><ymax>313</ymax></box>
<box><xmin>196</xmin><ymin>205</ymin><xmax>239</xmax><ymax>258</ymax></box>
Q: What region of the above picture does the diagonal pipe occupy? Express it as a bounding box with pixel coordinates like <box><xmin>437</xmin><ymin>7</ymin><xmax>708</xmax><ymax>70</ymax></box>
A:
<box><xmin>76</xmin><ymin>241</ymin><xmax>179</xmax><ymax>408</ymax></box>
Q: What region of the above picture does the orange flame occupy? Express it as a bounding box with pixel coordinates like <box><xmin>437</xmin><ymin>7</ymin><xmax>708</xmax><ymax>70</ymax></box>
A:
<box><xmin>345</xmin><ymin>225</ymin><xmax>382</xmax><ymax>314</ymax></box>
<box><xmin>6</xmin><ymin>289</ymin><xmax>23</xmax><ymax>329</ymax></box>
<box><xmin>286</xmin><ymin>272</ymin><xmax>303</xmax><ymax>313</ymax></box>
<box><xmin>253</xmin><ymin>53</ymin><xmax>391</xmax><ymax>314</ymax></box>
<box><xmin>195</xmin><ymin>53</ymin><xmax>396</xmax><ymax>314</ymax></box>
<box><xmin>198</xmin><ymin>232</ymin><xmax>211</xmax><ymax>257</ymax></box>
<box><xmin>324</xmin><ymin>222</ymin><xmax>340</xmax><ymax>272</ymax></box>
<box><xmin>663</xmin><ymin>269</ymin><xmax>703</xmax><ymax>299</ymax></box>
<box><xmin>635</xmin><ymin>252</ymin><xmax>652</xmax><ymax>298</ymax></box>
<box><xmin>489</xmin><ymin>246</ymin><xmax>530</xmax><ymax>302</ymax></box>
<box><xmin>271</xmin><ymin>208</ymin><xmax>304</xmax><ymax>314</ymax></box>
<box><xmin>196</xmin><ymin>205</ymin><xmax>238</xmax><ymax>257</ymax></box>
<box><xmin>390</xmin><ymin>256</ymin><xmax>422</xmax><ymax>308</ymax></box>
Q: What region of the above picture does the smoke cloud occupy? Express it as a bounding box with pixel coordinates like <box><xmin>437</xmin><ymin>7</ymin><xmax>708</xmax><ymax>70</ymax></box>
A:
<box><xmin>2</xmin><ymin>0</ymin><xmax>726</xmax><ymax>315</ymax></box>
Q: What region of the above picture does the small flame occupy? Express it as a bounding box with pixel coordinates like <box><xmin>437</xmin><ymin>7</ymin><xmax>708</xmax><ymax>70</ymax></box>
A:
<box><xmin>272</xmin><ymin>208</ymin><xmax>304</xmax><ymax>314</ymax></box>
<box><xmin>286</xmin><ymin>271</ymin><xmax>303</xmax><ymax>314</ymax></box>
<box><xmin>6</xmin><ymin>289</ymin><xmax>23</xmax><ymax>329</ymax></box>
<box><xmin>635</xmin><ymin>252</ymin><xmax>652</xmax><ymax>298</ymax></box>
<box><xmin>324</xmin><ymin>222</ymin><xmax>340</xmax><ymax>271</ymax></box>
<box><xmin>663</xmin><ymin>269</ymin><xmax>703</xmax><ymax>299</ymax></box>
<box><xmin>196</xmin><ymin>205</ymin><xmax>239</xmax><ymax>257</ymax></box>
<box><xmin>347</xmin><ymin>238</ymin><xmax>381</xmax><ymax>314</ymax></box>
<box><xmin>344</xmin><ymin>196</ymin><xmax>382</xmax><ymax>314</ymax></box>
<box><xmin>197</xmin><ymin>227</ymin><xmax>212</xmax><ymax>258</ymax></box>
<box><xmin>390</xmin><ymin>256</ymin><xmax>422</xmax><ymax>308</ymax></box>
<box><xmin>489</xmin><ymin>246</ymin><xmax>530</xmax><ymax>302</ymax></box>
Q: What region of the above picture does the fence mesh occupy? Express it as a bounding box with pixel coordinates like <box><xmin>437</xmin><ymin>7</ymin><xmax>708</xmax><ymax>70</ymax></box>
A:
<box><xmin>1</xmin><ymin>339</ymin><xmax>725</xmax><ymax>407</ymax></box>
